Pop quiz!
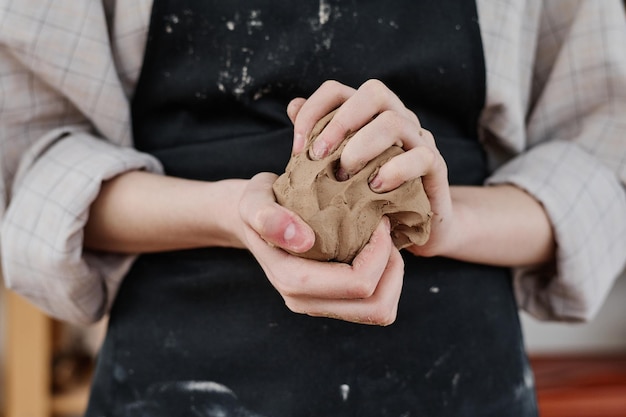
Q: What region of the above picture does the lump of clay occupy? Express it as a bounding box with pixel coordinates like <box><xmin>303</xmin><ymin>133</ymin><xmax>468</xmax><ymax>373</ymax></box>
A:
<box><xmin>273</xmin><ymin>110</ymin><xmax>432</xmax><ymax>263</ymax></box>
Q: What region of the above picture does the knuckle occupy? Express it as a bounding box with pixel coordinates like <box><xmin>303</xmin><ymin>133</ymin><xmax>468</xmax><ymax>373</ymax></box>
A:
<box><xmin>349</xmin><ymin>278</ymin><xmax>377</xmax><ymax>299</ymax></box>
<box><xmin>378</xmin><ymin>110</ymin><xmax>404</xmax><ymax>136</ymax></box>
<box><xmin>420</xmin><ymin>128</ymin><xmax>436</xmax><ymax>145</ymax></box>
<box><xmin>276</xmin><ymin>271</ymin><xmax>311</xmax><ymax>298</ymax></box>
<box><xmin>274</xmin><ymin>278</ymin><xmax>296</xmax><ymax>299</ymax></box>
<box><xmin>283</xmin><ymin>298</ymin><xmax>306</xmax><ymax>315</ymax></box>
<box><xmin>406</xmin><ymin>109</ymin><xmax>420</xmax><ymax>125</ymax></box>
<box><xmin>275</xmin><ymin>281</ymin><xmax>295</xmax><ymax>298</ymax></box>
<box><xmin>378</xmin><ymin>304</ymin><xmax>398</xmax><ymax>326</ymax></box>
<box><xmin>380</xmin><ymin>311</ymin><xmax>398</xmax><ymax>326</ymax></box>
<box><xmin>321</xmin><ymin>79</ymin><xmax>341</xmax><ymax>92</ymax></box>
<box><xmin>361</xmin><ymin>79</ymin><xmax>392</xmax><ymax>103</ymax></box>
<box><xmin>370</xmin><ymin>304</ymin><xmax>398</xmax><ymax>326</ymax></box>
<box><xmin>378</xmin><ymin>109</ymin><xmax>401</xmax><ymax>125</ymax></box>
<box><xmin>361</xmin><ymin>78</ymin><xmax>385</xmax><ymax>92</ymax></box>
<box><xmin>252</xmin><ymin>206</ymin><xmax>273</xmax><ymax>234</ymax></box>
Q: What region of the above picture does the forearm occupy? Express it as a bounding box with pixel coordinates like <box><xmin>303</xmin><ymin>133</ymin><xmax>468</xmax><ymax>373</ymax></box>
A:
<box><xmin>440</xmin><ymin>184</ymin><xmax>555</xmax><ymax>267</ymax></box>
<box><xmin>84</xmin><ymin>171</ymin><xmax>247</xmax><ymax>253</ymax></box>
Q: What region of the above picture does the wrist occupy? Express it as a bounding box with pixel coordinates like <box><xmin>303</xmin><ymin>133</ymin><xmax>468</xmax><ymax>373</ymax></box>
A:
<box><xmin>412</xmin><ymin>187</ymin><xmax>467</xmax><ymax>259</ymax></box>
<box><xmin>439</xmin><ymin>186</ymin><xmax>476</xmax><ymax>258</ymax></box>
<box><xmin>199</xmin><ymin>179</ymin><xmax>248</xmax><ymax>249</ymax></box>
<box><xmin>442</xmin><ymin>184</ymin><xmax>555</xmax><ymax>267</ymax></box>
<box><xmin>85</xmin><ymin>172</ymin><xmax>249</xmax><ymax>253</ymax></box>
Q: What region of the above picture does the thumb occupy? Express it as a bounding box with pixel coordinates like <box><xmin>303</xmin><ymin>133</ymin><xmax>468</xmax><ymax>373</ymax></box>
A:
<box><xmin>240</xmin><ymin>173</ymin><xmax>315</xmax><ymax>253</ymax></box>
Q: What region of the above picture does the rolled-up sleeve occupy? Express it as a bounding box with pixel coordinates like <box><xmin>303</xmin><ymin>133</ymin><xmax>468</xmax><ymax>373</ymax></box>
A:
<box><xmin>482</xmin><ymin>0</ymin><xmax>626</xmax><ymax>321</ymax></box>
<box><xmin>488</xmin><ymin>141</ymin><xmax>626</xmax><ymax>321</ymax></box>
<box><xmin>1</xmin><ymin>129</ymin><xmax>162</xmax><ymax>324</ymax></box>
<box><xmin>0</xmin><ymin>0</ymin><xmax>161</xmax><ymax>324</ymax></box>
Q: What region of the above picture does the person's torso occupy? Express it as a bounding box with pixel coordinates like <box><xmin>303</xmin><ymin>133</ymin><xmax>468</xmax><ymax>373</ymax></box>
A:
<box><xmin>132</xmin><ymin>0</ymin><xmax>487</xmax><ymax>184</ymax></box>
<box><xmin>85</xmin><ymin>2</ymin><xmax>537</xmax><ymax>416</ymax></box>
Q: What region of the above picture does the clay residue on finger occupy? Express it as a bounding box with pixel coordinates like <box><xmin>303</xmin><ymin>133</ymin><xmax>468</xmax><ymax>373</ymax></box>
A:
<box><xmin>273</xmin><ymin>110</ymin><xmax>432</xmax><ymax>263</ymax></box>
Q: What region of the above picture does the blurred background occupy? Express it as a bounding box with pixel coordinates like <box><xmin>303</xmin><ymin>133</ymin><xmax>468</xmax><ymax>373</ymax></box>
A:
<box><xmin>1</xmin><ymin>270</ymin><xmax>626</xmax><ymax>417</ymax></box>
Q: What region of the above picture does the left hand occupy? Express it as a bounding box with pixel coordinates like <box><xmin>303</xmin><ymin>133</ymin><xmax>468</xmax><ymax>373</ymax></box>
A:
<box><xmin>238</xmin><ymin>173</ymin><xmax>404</xmax><ymax>326</ymax></box>
<box><xmin>288</xmin><ymin>79</ymin><xmax>455</xmax><ymax>258</ymax></box>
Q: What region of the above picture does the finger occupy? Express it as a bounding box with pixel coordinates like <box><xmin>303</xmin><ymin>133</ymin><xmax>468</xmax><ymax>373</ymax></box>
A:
<box><xmin>288</xmin><ymin>98</ymin><xmax>307</xmax><ymax>154</ymax></box>
<box><xmin>410</xmin><ymin>126</ymin><xmax>437</xmax><ymax>149</ymax></box>
<box><xmin>292</xmin><ymin>80</ymin><xmax>356</xmax><ymax>151</ymax></box>
<box><xmin>309</xmin><ymin>79</ymin><xmax>408</xmax><ymax>160</ymax></box>
<box><xmin>294</xmin><ymin>247</ymin><xmax>404</xmax><ymax>326</ymax></box>
<box><xmin>369</xmin><ymin>146</ymin><xmax>439</xmax><ymax>193</ymax></box>
<box><xmin>243</xmin><ymin>222</ymin><xmax>320</xmax><ymax>283</ymax></box>
<box><xmin>287</xmin><ymin>97</ymin><xmax>306</xmax><ymax>124</ymax></box>
<box><xmin>254</xmin><ymin>217</ymin><xmax>394</xmax><ymax>301</ymax></box>
<box><xmin>336</xmin><ymin>110</ymin><xmax>419</xmax><ymax>180</ymax></box>
<box><xmin>369</xmin><ymin>127</ymin><xmax>441</xmax><ymax>192</ymax></box>
<box><xmin>288</xmin><ymin>98</ymin><xmax>308</xmax><ymax>154</ymax></box>
<box><xmin>240</xmin><ymin>173</ymin><xmax>315</xmax><ymax>253</ymax></box>
<box><xmin>289</xmin><ymin>218</ymin><xmax>394</xmax><ymax>300</ymax></box>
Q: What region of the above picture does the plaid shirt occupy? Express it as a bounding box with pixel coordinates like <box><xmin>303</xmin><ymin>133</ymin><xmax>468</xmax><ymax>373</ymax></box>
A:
<box><xmin>1</xmin><ymin>0</ymin><xmax>625</xmax><ymax>324</ymax></box>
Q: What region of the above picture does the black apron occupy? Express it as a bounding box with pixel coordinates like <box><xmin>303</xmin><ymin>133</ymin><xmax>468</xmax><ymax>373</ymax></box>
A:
<box><xmin>86</xmin><ymin>1</ymin><xmax>538</xmax><ymax>416</ymax></box>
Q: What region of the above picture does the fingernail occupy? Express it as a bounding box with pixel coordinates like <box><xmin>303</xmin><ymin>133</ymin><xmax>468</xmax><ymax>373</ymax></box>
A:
<box><xmin>284</xmin><ymin>223</ymin><xmax>297</xmax><ymax>241</ymax></box>
<box><xmin>369</xmin><ymin>174</ymin><xmax>383</xmax><ymax>191</ymax></box>
<box><xmin>283</xmin><ymin>222</ymin><xmax>311</xmax><ymax>251</ymax></box>
<box><xmin>336</xmin><ymin>167</ymin><xmax>349</xmax><ymax>181</ymax></box>
<box><xmin>310</xmin><ymin>138</ymin><xmax>329</xmax><ymax>160</ymax></box>
<box><xmin>292</xmin><ymin>132</ymin><xmax>304</xmax><ymax>154</ymax></box>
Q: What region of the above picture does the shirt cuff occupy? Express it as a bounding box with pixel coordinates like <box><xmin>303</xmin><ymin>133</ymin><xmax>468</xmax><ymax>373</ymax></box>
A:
<box><xmin>1</xmin><ymin>130</ymin><xmax>163</xmax><ymax>325</ymax></box>
<box><xmin>486</xmin><ymin>140</ymin><xmax>626</xmax><ymax>322</ymax></box>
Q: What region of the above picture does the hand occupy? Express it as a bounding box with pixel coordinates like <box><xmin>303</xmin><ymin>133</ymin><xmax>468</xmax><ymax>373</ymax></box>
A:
<box><xmin>238</xmin><ymin>172</ymin><xmax>404</xmax><ymax>325</ymax></box>
<box><xmin>288</xmin><ymin>80</ymin><xmax>555</xmax><ymax>267</ymax></box>
<box><xmin>83</xmin><ymin>169</ymin><xmax>406</xmax><ymax>325</ymax></box>
<box><xmin>288</xmin><ymin>79</ymin><xmax>454</xmax><ymax>258</ymax></box>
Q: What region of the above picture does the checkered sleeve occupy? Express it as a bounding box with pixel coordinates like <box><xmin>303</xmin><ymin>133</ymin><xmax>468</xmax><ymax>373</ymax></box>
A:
<box><xmin>1</xmin><ymin>130</ymin><xmax>162</xmax><ymax>324</ymax></box>
<box><xmin>484</xmin><ymin>0</ymin><xmax>626</xmax><ymax>321</ymax></box>
<box><xmin>0</xmin><ymin>0</ymin><xmax>161</xmax><ymax>324</ymax></box>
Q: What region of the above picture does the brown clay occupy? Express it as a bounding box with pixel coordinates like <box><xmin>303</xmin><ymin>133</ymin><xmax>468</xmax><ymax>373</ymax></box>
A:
<box><xmin>273</xmin><ymin>110</ymin><xmax>432</xmax><ymax>263</ymax></box>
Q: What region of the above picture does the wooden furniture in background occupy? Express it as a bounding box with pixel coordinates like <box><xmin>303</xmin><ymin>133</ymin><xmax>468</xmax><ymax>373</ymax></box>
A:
<box><xmin>4</xmin><ymin>291</ymin><xmax>89</xmax><ymax>417</ymax></box>
<box><xmin>531</xmin><ymin>355</ymin><xmax>626</xmax><ymax>417</ymax></box>
<box><xmin>5</xmin><ymin>290</ymin><xmax>51</xmax><ymax>417</ymax></box>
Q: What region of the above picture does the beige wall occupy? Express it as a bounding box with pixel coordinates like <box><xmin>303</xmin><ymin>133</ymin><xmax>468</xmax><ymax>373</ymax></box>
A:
<box><xmin>522</xmin><ymin>271</ymin><xmax>626</xmax><ymax>353</ymax></box>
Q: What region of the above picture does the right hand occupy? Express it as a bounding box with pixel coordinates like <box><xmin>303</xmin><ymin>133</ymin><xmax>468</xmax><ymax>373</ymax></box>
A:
<box><xmin>236</xmin><ymin>172</ymin><xmax>405</xmax><ymax>326</ymax></box>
